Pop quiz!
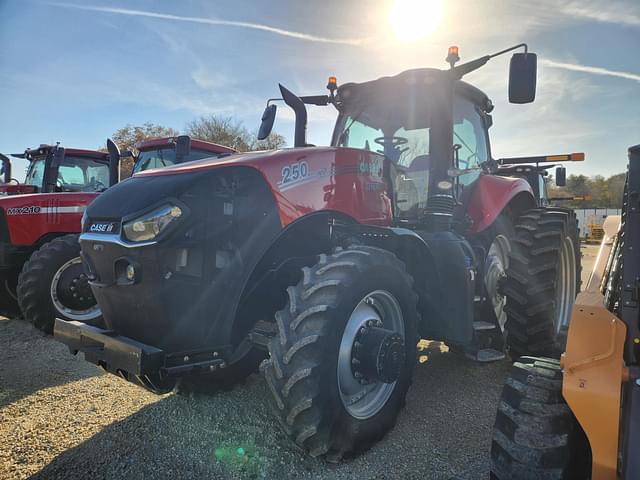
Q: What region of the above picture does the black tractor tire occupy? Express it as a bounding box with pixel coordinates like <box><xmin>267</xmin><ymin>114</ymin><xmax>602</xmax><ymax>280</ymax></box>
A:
<box><xmin>503</xmin><ymin>209</ymin><xmax>581</xmax><ymax>358</ymax></box>
<box><xmin>491</xmin><ymin>356</ymin><xmax>591</xmax><ymax>479</ymax></box>
<box><xmin>176</xmin><ymin>347</ymin><xmax>266</xmax><ymax>394</ymax></box>
<box><xmin>262</xmin><ymin>245</ymin><xmax>418</xmax><ymax>461</ymax></box>
<box><xmin>17</xmin><ymin>234</ymin><xmax>101</xmax><ymax>333</ymax></box>
<box><xmin>0</xmin><ymin>270</ymin><xmax>20</xmax><ymax>318</ymax></box>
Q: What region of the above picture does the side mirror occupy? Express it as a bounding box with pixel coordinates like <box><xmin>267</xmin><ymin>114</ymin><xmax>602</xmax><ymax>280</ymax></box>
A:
<box><xmin>106</xmin><ymin>138</ymin><xmax>121</xmax><ymax>186</ymax></box>
<box><xmin>258</xmin><ymin>104</ymin><xmax>277</xmax><ymax>140</ymax></box>
<box><xmin>509</xmin><ymin>53</ymin><xmax>537</xmax><ymax>104</ymax></box>
<box><xmin>175</xmin><ymin>135</ymin><xmax>191</xmax><ymax>160</ymax></box>
<box><xmin>52</xmin><ymin>146</ymin><xmax>65</xmax><ymax>167</ymax></box>
<box><xmin>555</xmin><ymin>166</ymin><xmax>567</xmax><ymax>187</ymax></box>
<box><xmin>0</xmin><ymin>154</ymin><xmax>11</xmax><ymax>184</ymax></box>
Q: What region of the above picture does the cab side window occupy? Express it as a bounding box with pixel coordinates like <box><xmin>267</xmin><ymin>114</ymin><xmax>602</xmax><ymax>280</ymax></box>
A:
<box><xmin>453</xmin><ymin>98</ymin><xmax>489</xmax><ymax>187</ymax></box>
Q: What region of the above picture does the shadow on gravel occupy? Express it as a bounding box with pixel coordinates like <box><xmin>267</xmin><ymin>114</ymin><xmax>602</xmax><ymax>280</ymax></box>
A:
<box><xmin>0</xmin><ymin>317</ymin><xmax>101</xmax><ymax>407</ymax></box>
<box><xmin>33</xmin><ymin>346</ymin><xmax>510</xmax><ymax>480</ymax></box>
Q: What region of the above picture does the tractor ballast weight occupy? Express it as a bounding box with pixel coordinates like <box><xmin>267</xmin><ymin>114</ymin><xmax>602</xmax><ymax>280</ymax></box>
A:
<box><xmin>55</xmin><ymin>45</ymin><xmax>582</xmax><ymax>460</ymax></box>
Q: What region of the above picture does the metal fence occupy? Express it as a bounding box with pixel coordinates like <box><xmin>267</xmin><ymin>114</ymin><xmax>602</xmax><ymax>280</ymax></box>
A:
<box><xmin>574</xmin><ymin>208</ymin><xmax>622</xmax><ymax>238</ymax></box>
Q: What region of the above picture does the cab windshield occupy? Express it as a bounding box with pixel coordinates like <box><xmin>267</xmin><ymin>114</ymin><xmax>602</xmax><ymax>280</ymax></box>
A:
<box><xmin>133</xmin><ymin>148</ymin><xmax>225</xmax><ymax>174</ymax></box>
<box><xmin>332</xmin><ymin>91</ymin><xmax>433</xmax><ymax>218</ymax></box>
<box><xmin>25</xmin><ymin>155</ymin><xmax>110</xmax><ymax>192</ymax></box>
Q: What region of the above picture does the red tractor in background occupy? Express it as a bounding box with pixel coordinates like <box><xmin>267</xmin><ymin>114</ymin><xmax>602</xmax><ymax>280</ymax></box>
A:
<box><xmin>0</xmin><ymin>136</ymin><xmax>236</xmax><ymax>332</ymax></box>
<box><xmin>55</xmin><ymin>45</ymin><xmax>582</xmax><ymax>461</ymax></box>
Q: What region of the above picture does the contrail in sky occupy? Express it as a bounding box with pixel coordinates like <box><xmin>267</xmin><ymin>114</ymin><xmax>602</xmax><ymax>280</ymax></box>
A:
<box><xmin>49</xmin><ymin>3</ymin><xmax>369</xmax><ymax>46</ymax></box>
<box><xmin>541</xmin><ymin>59</ymin><xmax>640</xmax><ymax>83</ymax></box>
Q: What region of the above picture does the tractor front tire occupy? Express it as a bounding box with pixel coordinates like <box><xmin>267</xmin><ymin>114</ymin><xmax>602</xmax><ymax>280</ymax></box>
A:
<box><xmin>491</xmin><ymin>357</ymin><xmax>591</xmax><ymax>479</ymax></box>
<box><xmin>17</xmin><ymin>235</ymin><xmax>101</xmax><ymax>333</ymax></box>
<box><xmin>0</xmin><ymin>270</ymin><xmax>20</xmax><ymax>318</ymax></box>
<box><xmin>504</xmin><ymin>209</ymin><xmax>581</xmax><ymax>358</ymax></box>
<box><xmin>262</xmin><ymin>245</ymin><xmax>418</xmax><ymax>461</ymax></box>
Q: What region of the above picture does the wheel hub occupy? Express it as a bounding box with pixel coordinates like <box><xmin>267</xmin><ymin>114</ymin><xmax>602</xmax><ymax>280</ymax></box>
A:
<box><xmin>337</xmin><ymin>290</ymin><xmax>405</xmax><ymax>420</ymax></box>
<box><xmin>484</xmin><ymin>235</ymin><xmax>511</xmax><ymax>331</ymax></box>
<box><xmin>51</xmin><ymin>257</ymin><xmax>101</xmax><ymax>321</ymax></box>
<box><xmin>352</xmin><ymin>323</ymin><xmax>405</xmax><ymax>384</ymax></box>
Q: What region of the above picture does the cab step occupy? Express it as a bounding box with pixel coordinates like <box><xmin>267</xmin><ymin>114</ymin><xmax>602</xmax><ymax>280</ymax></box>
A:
<box><xmin>472</xmin><ymin>321</ymin><xmax>497</xmax><ymax>331</ymax></box>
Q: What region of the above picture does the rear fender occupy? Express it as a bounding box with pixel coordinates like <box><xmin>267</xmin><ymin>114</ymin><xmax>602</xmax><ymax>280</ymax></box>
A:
<box><xmin>467</xmin><ymin>174</ymin><xmax>535</xmax><ymax>233</ymax></box>
<box><xmin>332</xmin><ymin>223</ymin><xmax>473</xmax><ymax>342</ymax></box>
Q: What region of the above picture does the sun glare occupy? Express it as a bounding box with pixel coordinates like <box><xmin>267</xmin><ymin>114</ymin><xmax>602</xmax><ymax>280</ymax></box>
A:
<box><xmin>389</xmin><ymin>0</ymin><xmax>444</xmax><ymax>43</ymax></box>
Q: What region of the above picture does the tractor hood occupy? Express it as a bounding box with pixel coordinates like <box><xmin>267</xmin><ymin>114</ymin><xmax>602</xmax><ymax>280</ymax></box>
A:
<box><xmin>79</xmin><ymin>146</ymin><xmax>392</xmax><ymax>353</ymax></box>
<box><xmin>88</xmin><ymin>147</ymin><xmax>393</xmax><ymax>228</ymax></box>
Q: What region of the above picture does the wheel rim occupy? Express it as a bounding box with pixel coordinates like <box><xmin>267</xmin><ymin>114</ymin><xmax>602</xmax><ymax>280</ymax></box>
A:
<box><xmin>50</xmin><ymin>256</ymin><xmax>101</xmax><ymax>321</ymax></box>
<box><xmin>337</xmin><ymin>290</ymin><xmax>404</xmax><ymax>420</ymax></box>
<box><xmin>485</xmin><ymin>234</ymin><xmax>511</xmax><ymax>332</ymax></box>
<box><xmin>555</xmin><ymin>237</ymin><xmax>577</xmax><ymax>334</ymax></box>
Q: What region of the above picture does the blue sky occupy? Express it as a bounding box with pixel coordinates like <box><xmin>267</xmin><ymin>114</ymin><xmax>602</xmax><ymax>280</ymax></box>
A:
<box><xmin>1</xmin><ymin>0</ymin><xmax>639</xmax><ymax>178</ymax></box>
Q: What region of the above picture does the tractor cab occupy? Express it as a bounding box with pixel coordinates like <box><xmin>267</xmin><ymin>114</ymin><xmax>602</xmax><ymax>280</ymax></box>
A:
<box><xmin>329</xmin><ymin>69</ymin><xmax>494</xmax><ymax>223</ymax></box>
<box><xmin>5</xmin><ymin>143</ymin><xmax>120</xmax><ymax>195</ymax></box>
<box><xmin>259</xmin><ymin>44</ymin><xmax>537</xmax><ymax>230</ymax></box>
<box><xmin>496</xmin><ymin>153</ymin><xmax>585</xmax><ymax>207</ymax></box>
<box><xmin>132</xmin><ymin>135</ymin><xmax>237</xmax><ymax>175</ymax></box>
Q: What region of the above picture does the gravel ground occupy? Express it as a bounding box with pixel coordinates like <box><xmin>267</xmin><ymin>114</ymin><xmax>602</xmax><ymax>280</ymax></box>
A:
<box><xmin>0</xmin><ymin>245</ymin><xmax>598</xmax><ymax>480</ymax></box>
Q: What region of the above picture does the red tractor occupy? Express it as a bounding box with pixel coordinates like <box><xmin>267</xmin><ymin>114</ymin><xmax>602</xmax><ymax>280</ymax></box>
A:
<box><xmin>0</xmin><ymin>136</ymin><xmax>235</xmax><ymax>332</ymax></box>
<box><xmin>55</xmin><ymin>45</ymin><xmax>581</xmax><ymax>461</ymax></box>
<box><xmin>496</xmin><ymin>152</ymin><xmax>585</xmax><ymax>207</ymax></box>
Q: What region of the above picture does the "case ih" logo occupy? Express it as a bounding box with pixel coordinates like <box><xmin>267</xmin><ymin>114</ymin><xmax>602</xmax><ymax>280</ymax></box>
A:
<box><xmin>90</xmin><ymin>222</ymin><xmax>115</xmax><ymax>233</ymax></box>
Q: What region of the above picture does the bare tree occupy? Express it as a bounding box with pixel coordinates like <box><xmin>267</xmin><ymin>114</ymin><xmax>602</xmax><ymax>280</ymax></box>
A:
<box><xmin>107</xmin><ymin>122</ymin><xmax>179</xmax><ymax>178</ymax></box>
<box><xmin>185</xmin><ymin>115</ymin><xmax>286</xmax><ymax>152</ymax></box>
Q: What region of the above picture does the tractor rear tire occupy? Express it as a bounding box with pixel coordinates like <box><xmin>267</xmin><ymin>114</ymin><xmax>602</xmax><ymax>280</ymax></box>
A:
<box><xmin>262</xmin><ymin>245</ymin><xmax>418</xmax><ymax>461</ymax></box>
<box><xmin>0</xmin><ymin>270</ymin><xmax>20</xmax><ymax>318</ymax></box>
<box><xmin>491</xmin><ymin>357</ymin><xmax>591</xmax><ymax>479</ymax></box>
<box><xmin>503</xmin><ymin>209</ymin><xmax>581</xmax><ymax>358</ymax></box>
<box><xmin>17</xmin><ymin>235</ymin><xmax>101</xmax><ymax>333</ymax></box>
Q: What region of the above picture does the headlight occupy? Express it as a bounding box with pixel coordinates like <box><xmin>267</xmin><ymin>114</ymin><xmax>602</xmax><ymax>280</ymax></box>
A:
<box><xmin>122</xmin><ymin>204</ymin><xmax>182</xmax><ymax>242</ymax></box>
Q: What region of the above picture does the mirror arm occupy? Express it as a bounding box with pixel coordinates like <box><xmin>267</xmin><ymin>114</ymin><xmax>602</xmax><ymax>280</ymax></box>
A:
<box><xmin>452</xmin><ymin>43</ymin><xmax>528</xmax><ymax>79</ymax></box>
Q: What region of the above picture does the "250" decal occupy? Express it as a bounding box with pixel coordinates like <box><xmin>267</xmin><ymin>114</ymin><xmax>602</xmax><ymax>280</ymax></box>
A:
<box><xmin>281</xmin><ymin>161</ymin><xmax>309</xmax><ymax>186</ymax></box>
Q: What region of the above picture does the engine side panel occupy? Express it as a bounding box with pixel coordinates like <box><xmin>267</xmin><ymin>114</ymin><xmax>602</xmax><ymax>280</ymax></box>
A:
<box><xmin>466</xmin><ymin>174</ymin><xmax>535</xmax><ymax>233</ymax></box>
<box><xmin>0</xmin><ymin>192</ymin><xmax>98</xmax><ymax>246</ymax></box>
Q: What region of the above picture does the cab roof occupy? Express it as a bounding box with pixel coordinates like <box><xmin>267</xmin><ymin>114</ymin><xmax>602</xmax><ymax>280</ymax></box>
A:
<box><xmin>337</xmin><ymin>67</ymin><xmax>493</xmax><ymax>113</ymax></box>
<box><xmin>136</xmin><ymin>137</ymin><xmax>237</xmax><ymax>154</ymax></box>
<box><xmin>24</xmin><ymin>145</ymin><xmax>108</xmax><ymax>160</ymax></box>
